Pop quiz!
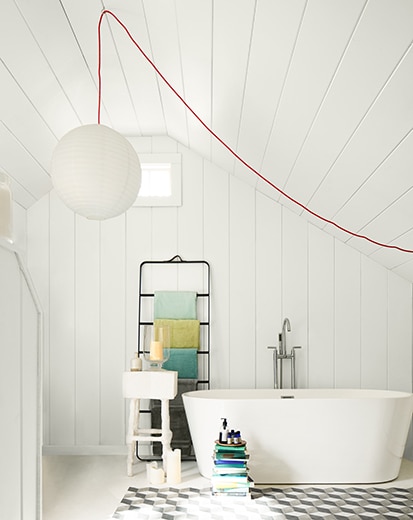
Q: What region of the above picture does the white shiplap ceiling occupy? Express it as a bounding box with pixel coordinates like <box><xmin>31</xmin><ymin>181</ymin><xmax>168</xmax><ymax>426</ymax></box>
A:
<box><xmin>2</xmin><ymin>0</ymin><xmax>413</xmax><ymax>279</ymax></box>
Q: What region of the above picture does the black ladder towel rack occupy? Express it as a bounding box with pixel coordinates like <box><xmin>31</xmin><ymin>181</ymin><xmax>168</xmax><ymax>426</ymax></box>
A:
<box><xmin>136</xmin><ymin>255</ymin><xmax>211</xmax><ymax>461</ymax></box>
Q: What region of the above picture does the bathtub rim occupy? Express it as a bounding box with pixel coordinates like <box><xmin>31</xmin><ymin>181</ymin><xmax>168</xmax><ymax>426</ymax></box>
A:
<box><xmin>182</xmin><ymin>387</ymin><xmax>413</xmax><ymax>400</ymax></box>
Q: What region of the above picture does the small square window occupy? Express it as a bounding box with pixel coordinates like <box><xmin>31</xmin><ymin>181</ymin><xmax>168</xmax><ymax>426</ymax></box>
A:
<box><xmin>132</xmin><ymin>153</ymin><xmax>181</xmax><ymax>207</ymax></box>
<box><xmin>139</xmin><ymin>163</ymin><xmax>172</xmax><ymax>198</ymax></box>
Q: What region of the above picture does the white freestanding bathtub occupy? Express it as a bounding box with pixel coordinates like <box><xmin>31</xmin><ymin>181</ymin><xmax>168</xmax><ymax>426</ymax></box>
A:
<box><xmin>182</xmin><ymin>388</ymin><xmax>413</xmax><ymax>484</ymax></box>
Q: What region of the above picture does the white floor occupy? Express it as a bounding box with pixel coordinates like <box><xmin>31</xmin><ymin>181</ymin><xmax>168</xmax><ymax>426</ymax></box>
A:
<box><xmin>42</xmin><ymin>456</ymin><xmax>413</xmax><ymax>520</ymax></box>
<box><xmin>42</xmin><ymin>455</ymin><xmax>210</xmax><ymax>520</ymax></box>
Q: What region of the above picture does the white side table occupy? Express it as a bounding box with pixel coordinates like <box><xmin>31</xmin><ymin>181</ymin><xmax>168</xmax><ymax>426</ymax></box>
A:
<box><xmin>122</xmin><ymin>370</ymin><xmax>178</xmax><ymax>476</ymax></box>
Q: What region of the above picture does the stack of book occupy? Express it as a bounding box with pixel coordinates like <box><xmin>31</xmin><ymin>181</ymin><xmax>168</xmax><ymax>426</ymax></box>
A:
<box><xmin>211</xmin><ymin>440</ymin><xmax>251</xmax><ymax>497</ymax></box>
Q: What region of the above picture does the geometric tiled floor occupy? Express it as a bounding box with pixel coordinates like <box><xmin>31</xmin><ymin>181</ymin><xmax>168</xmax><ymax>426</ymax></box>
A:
<box><xmin>111</xmin><ymin>486</ymin><xmax>413</xmax><ymax>519</ymax></box>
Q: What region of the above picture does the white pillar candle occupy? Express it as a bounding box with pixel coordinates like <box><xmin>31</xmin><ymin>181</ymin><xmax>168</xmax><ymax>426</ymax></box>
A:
<box><xmin>150</xmin><ymin>340</ymin><xmax>163</xmax><ymax>361</ymax></box>
<box><xmin>150</xmin><ymin>466</ymin><xmax>165</xmax><ymax>485</ymax></box>
<box><xmin>166</xmin><ymin>449</ymin><xmax>181</xmax><ymax>484</ymax></box>
<box><xmin>146</xmin><ymin>461</ymin><xmax>157</xmax><ymax>483</ymax></box>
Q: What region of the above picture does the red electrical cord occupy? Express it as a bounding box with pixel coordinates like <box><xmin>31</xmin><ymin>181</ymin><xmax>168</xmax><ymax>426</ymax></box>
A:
<box><xmin>97</xmin><ymin>9</ymin><xmax>413</xmax><ymax>254</ymax></box>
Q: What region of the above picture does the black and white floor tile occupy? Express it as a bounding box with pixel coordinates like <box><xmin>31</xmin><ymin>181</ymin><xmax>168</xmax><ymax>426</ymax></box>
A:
<box><xmin>111</xmin><ymin>485</ymin><xmax>413</xmax><ymax>519</ymax></box>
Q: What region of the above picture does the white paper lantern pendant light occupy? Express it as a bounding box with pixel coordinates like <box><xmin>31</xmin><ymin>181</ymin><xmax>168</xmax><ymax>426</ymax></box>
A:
<box><xmin>51</xmin><ymin>124</ymin><xmax>141</xmax><ymax>220</ymax></box>
<box><xmin>50</xmin><ymin>13</ymin><xmax>142</xmax><ymax>220</ymax></box>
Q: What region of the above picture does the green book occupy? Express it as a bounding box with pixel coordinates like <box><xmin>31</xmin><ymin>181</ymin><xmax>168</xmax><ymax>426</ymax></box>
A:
<box><xmin>214</xmin><ymin>451</ymin><xmax>248</xmax><ymax>460</ymax></box>
<box><xmin>215</xmin><ymin>443</ymin><xmax>246</xmax><ymax>452</ymax></box>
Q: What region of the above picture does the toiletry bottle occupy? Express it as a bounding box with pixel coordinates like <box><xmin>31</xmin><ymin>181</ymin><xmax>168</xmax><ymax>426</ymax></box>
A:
<box><xmin>130</xmin><ymin>352</ymin><xmax>142</xmax><ymax>371</ymax></box>
<box><xmin>219</xmin><ymin>418</ymin><xmax>228</xmax><ymax>444</ymax></box>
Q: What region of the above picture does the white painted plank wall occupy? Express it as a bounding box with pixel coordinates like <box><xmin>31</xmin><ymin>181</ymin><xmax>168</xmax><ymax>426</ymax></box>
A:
<box><xmin>308</xmin><ymin>226</ymin><xmax>335</xmax><ymax>388</ymax></box>
<box><xmin>26</xmin><ymin>136</ymin><xmax>413</xmax><ymax>452</ymax></box>
<box><xmin>334</xmin><ymin>241</ymin><xmax>361</xmax><ymax>388</ymax></box>
<box><xmin>0</xmin><ymin>246</ymin><xmax>40</xmax><ymax>519</ymax></box>
<box><xmin>255</xmin><ymin>192</ymin><xmax>282</xmax><ymax>388</ymax></box>
<box><xmin>282</xmin><ymin>209</ymin><xmax>308</xmax><ymax>389</ymax></box>
<box><xmin>361</xmin><ymin>256</ymin><xmax>388</xmax><ymax>389</ymax></box>
<box><xmin>204</xmin><ymin>160</ymin><xmax>230</xmax><ymax>388</ymax></box>
<box><xmin>229</xmin><ymin>175</ymin><xmax>255</xmax><ymax>388</ymax></box>
<box><xmin>0</xmin><ymin>248</ymin><xmax>21</xmax><ymax>518</ymax></box>
<box><xmin>75</xmin><ymin>217</ymin><xmax>100</xmax><ymax>446</ymax></box>
<box><xmin>49</xmin><ymin>192</ymin><xmax>75</xmax><ymax>445</ymax></box>
<box><xmin>388</xmin><ymin>272</ymin><xmax>413</xmax><ymax>391</ymax></box>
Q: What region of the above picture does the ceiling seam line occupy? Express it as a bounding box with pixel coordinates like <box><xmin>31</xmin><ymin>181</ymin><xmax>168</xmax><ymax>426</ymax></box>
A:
<box><xmin>303</xmin><ymin>36</ymin><xmax>413</xmax><ymax>212</ymax></box>
<box><xmin>173</xmin><ymin>0</ymin><xmax>190</xmax><ymax>149</ymax></box>
<box><xmin>101</xmin><ymin>11</ymin><xmax>142</xmax><ymax>133</ymax></box>
<box><xmin>329</xmin><ymin>126</ymin><xmax>413</xmax><ymax>229</ymax></box>
<box><xmin>0</xmin><ymin>58</ymin><xmax>59</xmax><ymax>140</ymax></box>
<box><xmin>141</xmin><ymin>1</ymin><xmax>168</xmax><ymax>135</ymax></box>
<box><xmin>258</xmin><ymin>0</ymin><xmax>309</xmax><ymax>178</ymax></box>
<box><xmin>281</xmin><ymin>0</ymin><xmax>370</xmax><ymax>191</ymax></box>
<box><xmin>234</xmin><ymin>0</ymin><xmax>258</xmax><ymax>178</ymax></box>
<box><xmin>0</xmin><ymin>120</ymin><xmax>50</xmax><ymax>181</ymax></box>
<box><xmin>13</xmin><ymin>0</ymin><xmax>83</xmax><ymax>127</ymax></box>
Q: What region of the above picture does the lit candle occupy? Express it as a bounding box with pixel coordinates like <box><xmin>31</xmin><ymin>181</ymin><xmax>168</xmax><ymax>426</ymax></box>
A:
<box><xmin>150</xmin><ymin>340</ymin><xmax>163</xmax><ymax>361</ymax></box>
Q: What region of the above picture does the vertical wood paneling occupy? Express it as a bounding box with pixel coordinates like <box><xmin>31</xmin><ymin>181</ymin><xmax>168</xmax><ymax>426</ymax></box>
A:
<box><xmin>21</xmin><ymin>279</ymin><xmax>39</xmax><ymax>519</ymax></box>
<box><xmin>361</xmin><ymin>256</ymin><xmax>388</xmax><ymax>389</ymax></box>
<box><xmin>282</xmin><ymin>208</ymin><xmax>308</xmax><ymax>389</ymax></box>
<box><xmin>100</xmin><ymin>215</ymin><xmax>126</xmax><ymax>445</ymax></box>
<box><xmin>0</xmin><ymin>246</ymin><xmax>40</xmax><ymax>519</ymax></box>
<box><xmin>256</xmin><ymin>191</ymin><xmax>282</xmax><ymax>388</ymax></box>
<box><xmin>203</xmin><ymin>161</ymin><xmax>230</xmax><ymax>388</ymax></box>
<box><xmin>75</xmin><ymin>217</ymin><xmax>100</xmax><ymax>446</ymax></box>
<box><xmin>125</xmin><ymin>206</ymin><xmax>153</xmax><ymax>433</ymax></box>
<box><xmin>334</xmin><ymin>240</ymin><xmax>361</xmax><ymax>388</ymax></box>
<box><xmin>152</xmin><ymin>207</ymin><xmax>179</xmax><ymax>286</ymax></box>
<box><xmin>178</xmin><ymin>145</ymin><xmax>204</xmax><ymax>259</ymax></box>
<box><xmin>229</xmin><ymin>175</ymin><xmax>255</xmax><ymax>388</ymax></box>
<box><xmin>13</xmin><ymin>202</ymin><xmax>28</xmax><ymax>253</ymax></box>
<box><xmin>308</xmin><ymin>226</ymin><xmax>335</xmax><ymax>387</ymax></box>
<box><xmin>151</xmin><ymin>133</ymin><xmax>179</xmax><ymax>263</ymax></box>
<box><xmin>0</xmin><ymin>247</ymin><xmax>21</xmax><ymax>519</ymax></box>
<box><xmin>27</xmin><ymin>195</ymin><xmax>50</xmax><ymax>445</ymax></box>
<box><xmin>125</xmin><ymin>208</ymin><xmax>152</xmax><ymax>360</ymax></box>
<box><xmin>149</xmin><ymin>138</ymin><xmax>180</xmax><ymax>286</ymax></box>
<box><xmin>49</xmin><ymin>191</ymin><xmax>75</xmax><ymax>445</ymax></box>
<box><xmin>388</xmin><ymin>272</ymin><xmax>412</xmax><ymax>391</ymax></box>
<box><xmin>126</xmin><ymin>136</ymin><xmax>155</xmax><ymax>364</ymax></box>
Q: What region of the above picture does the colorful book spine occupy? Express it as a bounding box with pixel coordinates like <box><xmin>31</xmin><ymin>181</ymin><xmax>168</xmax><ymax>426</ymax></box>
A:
<box><xmin>211</xmin><ymin>439</ymin><xmax>252</xmax><ymax>497</ymax></box>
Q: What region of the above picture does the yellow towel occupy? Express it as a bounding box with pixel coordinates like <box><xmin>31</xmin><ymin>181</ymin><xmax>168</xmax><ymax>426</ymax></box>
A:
<box><xmin>154</xmin><ymin>319</ymin><xmax>200</xmax><ymax>349</ymax></box>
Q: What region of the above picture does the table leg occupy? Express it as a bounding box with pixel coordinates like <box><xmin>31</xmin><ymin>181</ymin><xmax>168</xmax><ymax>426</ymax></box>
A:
<box><xmin>160</xmin><ymin>398</ymin><xmax>172</xmax><ymax>473</ymax></box>
<box><xmin>127</xmin><ymin>398</ymin><xmax>139</xmax><ymax>476</ymax></box>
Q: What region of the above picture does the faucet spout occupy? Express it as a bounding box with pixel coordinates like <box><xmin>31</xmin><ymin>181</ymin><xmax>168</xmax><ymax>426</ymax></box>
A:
<box><xmin>280</xmin><ymin>317</ymin><xmax>291</xmax><ymax>355</ymax></box>
<box><xmin>269</xmin><ymin>318</ymin><xmax>300</xmax><ymax>389</ymax></box>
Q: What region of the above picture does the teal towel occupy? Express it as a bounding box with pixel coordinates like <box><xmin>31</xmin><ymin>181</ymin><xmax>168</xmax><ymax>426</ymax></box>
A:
<box><xmin>163</xmin><ymin>348</ymin><xmax>198</xmax><ymax>379</ymax></box>
<box><xmin>154</xmin><ymin>291</ymin><xmax>197</xmax><ymax>320</ymax></box>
